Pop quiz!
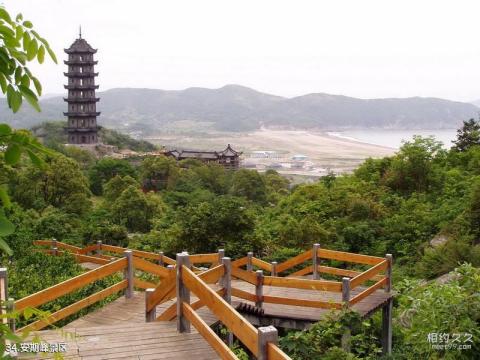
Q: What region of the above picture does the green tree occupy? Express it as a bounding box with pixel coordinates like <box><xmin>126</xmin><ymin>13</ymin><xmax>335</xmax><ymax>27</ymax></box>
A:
<box><xmin>158</xmin><ymin>195</ymin><xmax>260</xmax><ymax>257</ymax></box>
<box><xmin>88</xmin><ymin>158</ymin><xmax>137</xmax><ymax>195</ymax></box>
<box><xmin>230</xmin><ymin>169</ymin><xmax>267</xmax><ymax>203</ymax></box>
<box><xmin>0</xmin><ymin>5</ymin><xmax>56</xmax><ymax>254</ymax></box>
<box><xmin>110</xmin><ymin>185</ymin><xmax>164</xmax><ymax>232</ymax></box>
<box><xmin>140</xmin><ymin>155</ymin><xmax>179</xmax><ymax>191</ymax></box>
<box><xmin>453</xmin><ymin>118</ymin><xmax>480</xmax><ymax>152</ymax></box>
<box><xmin>103</xmin><ymin>175</ymin><xmax>139</xmax><ymax>202</ymax></box>
<box><xmin>468</xmin><ymin>180</ymin><xmax>480</xmax><ymax>243</ymax></box>
<box><xmin>12</xmin><ymin>155</ymin><xmax>92</xmax><ymax>215</ymax></box>
<box><xmin>382</xmin><ymin>136</ymin><xmax>445</xmax><ymax>193</ymax></box>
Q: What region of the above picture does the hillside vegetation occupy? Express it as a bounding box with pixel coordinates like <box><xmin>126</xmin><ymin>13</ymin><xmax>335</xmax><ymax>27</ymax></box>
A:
<box><xmin>31</xmin><ymin>121</ymin><xmax>157</xmax><ymax>152</ymax></box>
<box><xmin>1</xmin><ymin>85</ymin><xmax>478</xmax><ymax>133</ymax></box>
<box><xmin>2</xmin><ymin>119</ymin><xmax>480</xmax><ymax>358</ymax></box>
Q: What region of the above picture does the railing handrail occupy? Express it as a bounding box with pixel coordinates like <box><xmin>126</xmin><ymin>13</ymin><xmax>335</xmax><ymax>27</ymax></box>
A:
<box><xmin>181</xmin><ymin>265</ymin><xmax>261</xmax><ymax>357</ymax></box>
<box><xmin>15</xmin><ymin>257</ymin><xmax>127</xmax><ymax>311</ymax></box>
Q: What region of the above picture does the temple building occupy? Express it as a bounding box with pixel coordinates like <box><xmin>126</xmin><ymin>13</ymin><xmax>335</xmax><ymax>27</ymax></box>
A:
<box><xmin>166</xmin><ymin>144</ymin><xmax>242</xmax><ymax>169</ymax></box>
<box><xmin>64</xmin><ymin>30</ymin><xmax>100</xmax><ymax>145</ymax></box>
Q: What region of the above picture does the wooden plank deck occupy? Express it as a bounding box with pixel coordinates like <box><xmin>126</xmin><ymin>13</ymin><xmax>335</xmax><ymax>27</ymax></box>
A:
<box><xmin>18</xmin><ymin>292</ymin><xmax>220</xmax><ymax>359</ymax></box>
<box><xmin>19</xmin><ymin>322</ymin><xmax>220</xmax><ymax>359</ymax></box>
<box><xmin>64</xmin><ymin>291</ymin><xmax>219</xmax><ymax>329</ymax></box>
<box><xmin>16</xmin><ymin>274</ymin><xmax>392</xmax><ymax>358</ymax></box>
<box><xmin>230</xmin><ymin>279</ymin><xmax>393</xmax><ymax>329</ymax></box>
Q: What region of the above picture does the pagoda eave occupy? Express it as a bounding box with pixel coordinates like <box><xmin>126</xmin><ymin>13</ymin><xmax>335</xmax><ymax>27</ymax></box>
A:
<box><xmin>64</xmin><ymin>85</ymin><xmax>99</xmax><ymax>90</ymax></box>
<box><xmin>64</xmin><ymin>48</ymin><xmax>97</xmax><ymax>54</ymax></box>
<box><xmin>64</xmin><ymin>60</ymin><xmax>98</xmax><ymax>65</ymax></box>
<box><xmin>63</xmin><ymin>97</ymin><xmax>100</xmax><ymax>103</ymax></box>
<box><xmin>64</xmin><ymin>72</ymin><xmax>99</xmax><ymax>77</ymax></box>
<box><xmin>65</xmin><ymin>127</ymin><xmax>99</xmax><ymax>133</ymax></box>
<box><xmin>64</xmin><ymin>112</ymin><xmax>101</xmax><ymax>117</ymax></box>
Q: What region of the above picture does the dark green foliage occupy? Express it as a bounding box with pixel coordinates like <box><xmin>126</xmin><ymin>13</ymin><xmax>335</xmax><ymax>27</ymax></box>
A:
<box><xmin>231</xmin><ymin>169</ymin><xmax>267</xmax><ymax>203</ymax></box>
<box><xmin>155</xmin><ymin>195</ymin><xmax>260</xmax><ymax>257</ymax></box>
<box><xmin>88</xmin><ymin>158</ymin><xmax>137</xmax><ymax>195</ymax></box>
<box><xmin>452</xmin><ymin>118</ymin><xmax>480</xmax><ymax>152</ymax></box>
<box><xmin>11</xmin><ymin>154</ymin><xmax>92</xmax><ymax>215</ymax></box>
<box><xmin>382</xmin><ymin>136</ymin><xmax>445</xmax><ymax>194</ymax></box>
<box><xmin>392</xmin><ymin>264</ymin><xmax>480</xmax><ymax>360</ymax></box>
<box><xmin>83</xmin><ymin>208</ymin><xmax>129</xmax><ymax>246</ymax></box>
<box><xmin>31</xmin><ymin>120</ymin><xmax>157</xmax><ymax>152</ymax></box>
<box><xmin>140</xmin><ymin>155</ymin><xmax>179</xmax><ymax>191</ymax></box>
<box><xmin>468</xmin><ymin>180</ymin><xmax>480</xmax><ymax>243</ymax></box>
<box><xmin>110</xmin><ymin>185</ymin><xmax>164</xmax><ymax>233</ymax></box>
<box><xmin>103</xmin><ymin>175</ymin><xmax>139</xmax><ymax>202</ymax></box>
<box><xmin>280</xmin><ymin>309</ymin><xmax>380</xmax><ymax>359</ymax></box>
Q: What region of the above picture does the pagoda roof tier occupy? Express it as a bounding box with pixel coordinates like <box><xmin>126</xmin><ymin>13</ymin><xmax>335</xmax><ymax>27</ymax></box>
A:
<box><xmin>65</xmin><ymin>127</ymin><xmax>99</xmax><ymax>133</ymax></box>
<box><xmin>64</xmin><ymin>60</ymin><xmax>98</xmax><ymax>65</ymax></box>
<box><xmin>64</xmin><ymin>84</ymin><xmax>99</xmax><ymax>90</ymax></box>
<box><xmin>64</xmin><ymin>111</ymin><xmax>101</xmax><ymax>117</ymax></box>
<box><xmin>63</xmin><ymin>97</ymin><xmax>100</xmax><ymax>103</ymax></box>
<box><xmin>65</xmin><ymin>38</ymin><xmax>97</xmax><ymax>54</ymax></box>
<box><xmin>64</xmin><ymin>72</ymin><xmax>99</xmax><ymax>78</ymax></box>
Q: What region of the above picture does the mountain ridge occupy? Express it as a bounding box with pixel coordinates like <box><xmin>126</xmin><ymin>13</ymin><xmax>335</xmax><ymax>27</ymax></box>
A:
<box><xmin>0</xmin><ymin>85</ymin><xmax>477</xmax><ymax>133</ymax></box>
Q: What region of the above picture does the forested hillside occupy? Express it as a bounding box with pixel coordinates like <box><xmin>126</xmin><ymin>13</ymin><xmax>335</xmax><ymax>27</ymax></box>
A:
<box><xmin>2</xmin><ymin>119</ymin><xmax>479</xmax><ymax>359</ymax></box>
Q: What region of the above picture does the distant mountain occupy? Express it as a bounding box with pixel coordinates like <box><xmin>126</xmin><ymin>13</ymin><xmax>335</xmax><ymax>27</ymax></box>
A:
<box><xmin>1</xmin><ymin>85</ymin><xmax>477</xmax><ymax>133</ymax></box>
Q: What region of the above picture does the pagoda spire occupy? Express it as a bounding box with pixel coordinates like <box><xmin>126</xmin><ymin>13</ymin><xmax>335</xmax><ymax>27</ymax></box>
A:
<box><xmin>79</xmin><ymin>25</ymin><xmax>82</xmax><ymax>39</ymax></box>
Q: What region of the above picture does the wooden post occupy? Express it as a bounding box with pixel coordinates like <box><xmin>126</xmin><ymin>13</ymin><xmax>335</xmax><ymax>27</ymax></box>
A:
<box><xmin>382</xmin><ymin>253</ymin><xmax>393</xmax><ymax>355</ymax></box>
<box><xmin>145</xmin><ymin>288</ymin><xmax>156</xmax><ymax>322</ymax></box>
<box><xmin>341</xmin><ymin>277</ymin><xmax>351</xmax><ymax>352</ymax></box>
<box><xmin>218</xmin><ymin>249</ymin><xmax>225</xmax><ymax>263</ymax></box>
<box><xmin>385</xmin><ymin>253</ymin><xmax>393</xmax><ymax>292</ymax></box>
<box><xmin>221</xmin><ymin>257</ymin><xmax>232</xmax><ymax>304</ymax></box>
<box><xmin>96</xmin><ymin>240</ymin><xmax>102</xmax><ymax>256</ymax></box>
<box><xmin>52</xmin><ymin>247</ymin><xmax>58</xmax><ymax>256</ymax></box>
<box><xmin>158</xmin><ymin>251</ymin><xmax>164</xmax><ymax>266</ymax></box>
<box><xmin>176</xmin><ymin>253</ymin><xmax>191</xmax><ymax>333</ymax></box>
<box><xmin>312</xmin><ymin>243</ymin><xmax>320</xmax><ymax>280</ymax></box>
<box><xmin>255</xmin><ymin>270</ymin><xmax>264</xmax><ymax>308</ymax></box>
<box><xmin>382</xmin><ymin>298</ymin><xmax>393</xmax><ymax>355</ymax></box>
<box><xmin>218</xmin><ymin>249</ymin><xmax>225</xmax><ymax>286</ymax></box>
<box><xmin>124</xmin><ymin>250</ymin><xmax>133</xmax><ymax>299</ymax></box>
<box><xmin>257</xmin><ymin>325</ymin><xmax>278</xmax><ymax>360</ymax></box>
<box><xmin>0</xmin><ymin>268</ymin><xmax>7</xmax><ymax>327</ymax></box>
<box><xmin>6</xmin><ymin>298</ymin><xmax>15</xmax><ymax>331</ymax></box>
<box><xmin>222</xmin><ymin>257</ymin><xmax>233</xmax><ymax>346</ymax></box>
<box><xmin>342</xmin><ymin>277</ymin><xmax>350</xmax><ymax>306</ymax></box>
<box><xmin>51</xmin><ymin>238</ymin><xmax>57</xmax><ymax>254</ymax></box>
<box><xmin>247</xmin><ymin>252</ymin><xmax>253</xmax><ymax>271</ymax></box>
<box><xmin>271</xmin><ymin>261</ymin><xmax>278</xmax><ymax>277</ymax></box>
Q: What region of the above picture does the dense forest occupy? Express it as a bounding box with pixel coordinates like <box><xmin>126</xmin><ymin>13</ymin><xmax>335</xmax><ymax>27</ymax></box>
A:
<box><xmin>1</xmin><ymin>118</ymin><xmax>480</xmax><ymax>359</ymax></box>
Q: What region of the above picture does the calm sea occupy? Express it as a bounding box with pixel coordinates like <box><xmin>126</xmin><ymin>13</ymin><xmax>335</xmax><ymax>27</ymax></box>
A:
<box><xmin>327</xmin><ymin>129</ymin><xmax>458</xmax><ymax>149</ymax></box>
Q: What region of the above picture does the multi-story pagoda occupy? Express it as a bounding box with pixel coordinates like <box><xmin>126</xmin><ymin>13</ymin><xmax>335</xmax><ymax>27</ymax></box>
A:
<box><xmin>64</xmin><ymin>29</ymin><xmax>100</xmax><ymax>145</ymax></box>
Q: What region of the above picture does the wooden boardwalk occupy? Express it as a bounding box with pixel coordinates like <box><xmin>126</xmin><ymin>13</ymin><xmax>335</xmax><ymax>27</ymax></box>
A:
<box><xmin>230</xmin><ymin>279</ymin><xmax>393</xmax><ymax>329</ymax></box>
<box><xmin>20</xmin><ymin>322</ymin><xmax>219</xmax><ymax>359</ymax></box>
<box><xmin>19</xmin><ymin>292</ymin><xmax>220</xmax><ymax>359</ymax></box>
<box><xmin>7</xmin><ymin>241</ymin><xmax>396</xmax><ymax>359</ymax></box>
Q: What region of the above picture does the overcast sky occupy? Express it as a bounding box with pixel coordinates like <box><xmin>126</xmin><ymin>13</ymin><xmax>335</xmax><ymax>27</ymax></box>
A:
<box><xmin>4</xmin><ymin>0</ymin><xmax>480</xmax><ymax>101</ymax></box>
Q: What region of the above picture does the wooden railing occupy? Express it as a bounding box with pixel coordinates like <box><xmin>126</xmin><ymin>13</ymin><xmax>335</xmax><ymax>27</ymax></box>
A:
<box><xmin>174</xmin><ymin>253</ymin><xmax>291</xmax><ymax>360</ymax></box>
<box><xmin>33</xmin><ymin>240</ymin><xmax>226</xmax><ymax>270</ymax></box>
<box><xmin>8</xmin><ymin>245</ymin><xmax>189</xmax><ymax>332</ymax></box>
<box><xmin>29</xmin><ymin>240</ymin><xmax>392</xmax><ymax>358</ymax></box>
<box><xmin>231</xmin><ymin>244</ymin><xmax>392</xmax><ymax>310</ymax></box>
<box><xmin>15</xmin><ymin>256</ymin><xmax>129</xmax><ymax>332</ymax></box>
